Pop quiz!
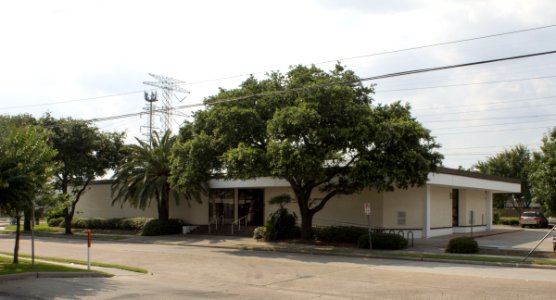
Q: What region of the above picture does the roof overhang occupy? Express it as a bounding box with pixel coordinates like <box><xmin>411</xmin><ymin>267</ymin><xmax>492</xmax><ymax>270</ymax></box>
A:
<box><xmin>204</xmin><ymin>167</ymin><xmax>522</xmax><ymax>193</ymax></box>
<box><xmin>428</xmin><ymin>169</ymin><xmax>521</xmax><ymax>193</ymax></box>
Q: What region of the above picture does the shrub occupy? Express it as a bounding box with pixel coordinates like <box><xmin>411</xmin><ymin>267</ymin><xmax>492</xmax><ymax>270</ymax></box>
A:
<box><xmin>446</xmin><ymin>236</ymin><xmax>478</xmax><ymax>253</ymax></box>
<box><xmin>119</xmin><ymin>217</ymin><xmax>150</xmax><ymax>231</ymax></box>
<box><xmin>56</xmin><ymin>217</ymin><xmax>150</xmax><ymax>231</ymax></box>
<box><xmin>253</xmin><ymin>226</ymin><xmax>266</xmax><ymax>240</ymax></box>
<box><xmin>499</xmin><ymin>217</ymin><xmax>519</xmax><ymax>226</ymax></box>
<box><xmin>142</xmin><ymin>219</ymin><xmax>186</xmax><ymax>236</ymax></box>
<box><xmin>493</xmin><ymin>212</ymin><xmax>500</xmax><ymax>225</ymax></box>
<box><xmin>314</xmin><ymin>226</ymin><xmax>367</xmax><ymax>243</ymax></box>
<box><xmin>264</xmin><ymin>208</ymin><xmax>299</xmax><ymax>241</ymax></box>
<box><xmin>372</xmin><ymin>232</ymin><xmax>408</xmax><ymax>250</ymax></box>
<box><xmin>47</xmin><ymin>217</ymin><xmax>64</xmax><ymax>227</ymax></box>
<box><xmin>357</xmin><ymin>234</ymin><xmax>370</xmax><ymax>249</ymax></box>
<box><xmin>357</xmin><ymin>233</ymin><xmax>408</xmax><ymax>250</ymax></box>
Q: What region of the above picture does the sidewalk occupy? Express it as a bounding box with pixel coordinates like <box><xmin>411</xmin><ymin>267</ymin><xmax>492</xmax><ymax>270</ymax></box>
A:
<box><xmin>123</xmin><ymin>225</ymin><xmax>554</xmax><ymax>259</ymax></box>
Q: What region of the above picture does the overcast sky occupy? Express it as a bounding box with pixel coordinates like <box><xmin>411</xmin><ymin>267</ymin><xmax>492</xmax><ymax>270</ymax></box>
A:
<box><xmin>1</xmin><ymin>0</ymin><xmax>555</xmax><ymax>169</ymax></box>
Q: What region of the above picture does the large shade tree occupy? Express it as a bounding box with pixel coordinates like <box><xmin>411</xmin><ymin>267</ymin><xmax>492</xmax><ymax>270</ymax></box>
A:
<box><xmin>0</xmin><ymin>122</ymin><xmax>56</xmax><ymax>263</ymax></box>
<box><xmin>112</xmin><ymin>131</ymin><xmax>201</xmax><ymax>220</ymax></box>
<box><xmin>530</xmin><ymin>128</ymin><xmax>556</xmax><ymax>215</ymax></box>
<box><xmin>40</xmin><ymin>115</ymin><xmax>124</xmax><ymax>234</ymax></box>
<box><xmin>170</xmin><ymin>64</ymin><xmax>443</xmax><ymax>239</ymax></box>
<box><xmin>475</xmin><ymin>145</ymin><xmax>533</xmax><ymax>214</ymax></box>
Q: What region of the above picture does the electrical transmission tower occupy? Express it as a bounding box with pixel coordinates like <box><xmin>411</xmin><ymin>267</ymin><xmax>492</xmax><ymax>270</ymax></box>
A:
<box><xmin>141</xmin><ymin>91</ymin><xmax>159</xmax><ymax>146</ymax></box>
<box><xmin>143</xmin><ymin>73</ymin><xmax>190</xmax><ymax>133</ymax></box>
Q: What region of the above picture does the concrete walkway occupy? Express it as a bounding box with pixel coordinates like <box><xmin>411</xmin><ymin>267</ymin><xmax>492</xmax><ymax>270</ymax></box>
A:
<box><xmin>122</xmin><ymin>224</ymin><xmax>555</xmax><ymax>258</ymax></box>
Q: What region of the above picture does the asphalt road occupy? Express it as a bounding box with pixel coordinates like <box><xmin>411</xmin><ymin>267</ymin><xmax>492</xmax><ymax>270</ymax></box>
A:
<box><xmin>1</xmin><ymin>235</ymin><xmax>556</xmax><ymax>299</ymax></box>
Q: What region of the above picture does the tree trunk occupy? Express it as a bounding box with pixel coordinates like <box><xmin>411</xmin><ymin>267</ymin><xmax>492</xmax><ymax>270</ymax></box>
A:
<box><xmin>13</xmin><ymin>212</ymin><xmax>20</xmax><ymax>264</ymax></box>
<box><xmin>157</xmin><ymin>185</ymin><xmax>171</xmax><ymax>221</ymax></box>
<box><xmin>23</xmin><ymin>209</ymin><xmax>31</xmax><ymax>232</ymax></box>
<box><xmin>300</xmin><ymin>210</ymin><xmax>314</xmax><ymax>240</ymax></box>
<box><xmin>64</xmin><ymin>207</ymin><xmax>73</xmax><ymax>235</ymax></box>
<box><xmin>158</xmin><ymin>191</ymin><xmax>170</xmax><ymax>221</ymax></box>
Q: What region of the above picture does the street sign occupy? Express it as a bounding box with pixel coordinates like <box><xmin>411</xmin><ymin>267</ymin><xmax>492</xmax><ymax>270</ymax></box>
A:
<box><xmin>364</xmin><ymin>203</ymin><xmax>371</xmax><ymax>215</ymax></box>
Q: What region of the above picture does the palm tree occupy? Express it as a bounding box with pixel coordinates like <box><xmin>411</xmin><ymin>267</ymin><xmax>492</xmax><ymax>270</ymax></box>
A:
<box><xmin>111</xmin><ymin>131</ymin><xmax>201</xmax><ymax>220</ymax></box>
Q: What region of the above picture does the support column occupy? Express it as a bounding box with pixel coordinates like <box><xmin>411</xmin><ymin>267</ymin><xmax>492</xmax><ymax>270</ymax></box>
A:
<box><xmin>234</xmin><ymin>189</ymin><xmax>239</xmax><ymax>221</ymax></box>
<box><xmin>485</xmin><ymin>191</ymin><xmax>493</xmax><ymax>231</ymax></box>
<box><xmin>423</xmin><ymin>185</ymin><xmax>431</xmax><ymax>238</ymax></box>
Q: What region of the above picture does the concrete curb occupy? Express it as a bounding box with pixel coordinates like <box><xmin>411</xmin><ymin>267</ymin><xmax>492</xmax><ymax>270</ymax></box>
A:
<box><xmin>0</xmin><ymin>271</ymin><xmax>111</xmax><ymax>281</ymax></box>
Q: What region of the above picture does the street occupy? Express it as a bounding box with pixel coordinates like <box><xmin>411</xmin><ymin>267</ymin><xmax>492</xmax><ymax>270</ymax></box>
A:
<box><xmin>1</xmin><ymin>234</ymin><xmax>556</xmax><ymax>299</ymax></box>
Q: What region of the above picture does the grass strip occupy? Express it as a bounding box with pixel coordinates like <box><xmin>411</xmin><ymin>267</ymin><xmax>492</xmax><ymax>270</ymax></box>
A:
<box><xmin>0</xmin><ymin>255</ymin><xmax>97</xmax><ymax>275</ymax></box>
<box><xmin>368</xmin><ymin>251</ymin><xmax>556</xmax><ymax>266</ymax></box>
<box><xmin>0</xmin><ymin>225</ymin><xmax>130</xmax><ymax>241</ymax></box>
<box><xmin>0</xmin><ymin>252</ymin><xmax>147</xmax><ymax>274</ymax></box>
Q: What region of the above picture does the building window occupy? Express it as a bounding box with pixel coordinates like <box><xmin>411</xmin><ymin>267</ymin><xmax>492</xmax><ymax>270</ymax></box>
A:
<box><xmin>397</xmin><ymin>211</ymin><xmax>406</xmax><ymax>225</ymax></box>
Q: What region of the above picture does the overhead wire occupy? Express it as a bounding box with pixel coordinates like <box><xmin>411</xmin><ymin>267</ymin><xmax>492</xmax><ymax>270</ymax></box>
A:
<box><xmin>2</xmin><ymin>24</ymin><xmax>555</xmax><ymax>111</ymax></box>
<box><xmin>88</xmin><ymin>50</ymin><xmax>556</xmax><ymax>123</ymax></box>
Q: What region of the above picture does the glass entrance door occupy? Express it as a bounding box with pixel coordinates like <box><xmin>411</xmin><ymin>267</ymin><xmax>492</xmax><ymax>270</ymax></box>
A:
<box><xmin>238</xmin><ymin>189</ymin><xmax>264</xmax><ymax>226</ymax></box>
<box><xmin>209</xmin><ymin>189</ymin><xmax>234</xmax><ymax>224</ymax></box>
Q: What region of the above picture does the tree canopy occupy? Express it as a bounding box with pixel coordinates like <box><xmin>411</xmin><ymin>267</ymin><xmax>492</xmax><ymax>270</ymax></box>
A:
<box><xmin>530</xmin><ymin>128</ymin><xmax>556</xmax><ymax>215</ymax></box>
<box><xmin>40</xmin><ymin>114</ymin><xmax>124</xmax><ymax>234</ymax></box>
<box><xmin>475</xmin><ymin>145</ymin><xmax>532</xmax><ymax>213</ymax></box>
<box><xmin>171</xmin><ymin>64</ymin><xmax>443</xmax><ymax>239</ymax></box>
<box><xmin>0</xmin><ymin>120</ymin><xmax>56</xmax><ymax>263</ymax></box>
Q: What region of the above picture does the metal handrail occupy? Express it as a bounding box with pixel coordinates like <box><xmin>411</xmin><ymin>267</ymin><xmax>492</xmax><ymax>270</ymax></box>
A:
<box><xmin>208</xmin><ymin>215</ymin><xmax>224</xmax><ymax>234</ymax></box>
<box><xmin>231</xmin><ymin>215</ymin><xmax>248</xmax><ymax>235</ymax></box>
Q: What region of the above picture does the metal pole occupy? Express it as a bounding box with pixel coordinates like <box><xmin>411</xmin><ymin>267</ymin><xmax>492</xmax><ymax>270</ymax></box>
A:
<box><xmin>31</xmin><ymin>201</ymin><xmax>35</xmax><ymax>268</ymax></box>
<box><xmin>367</xmin><ymin>214</ymin><xmax>372</xmax><ymax>250</ymax></box>
<box><xmin>522</xmin><ymin>226</ymin><xmax>555</xmax><ymax>262</ymax></box>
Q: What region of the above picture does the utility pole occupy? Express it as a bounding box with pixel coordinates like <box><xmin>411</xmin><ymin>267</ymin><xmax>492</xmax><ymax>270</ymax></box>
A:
<box><xmin>143</xmin><ymin>91</ymin><xmax>158</xmax><ymax>146</ymax></box>
<box><xmin>143</xmin><ymin>73</ymin><xmax>189</xmax><ymax>133</ymax></box>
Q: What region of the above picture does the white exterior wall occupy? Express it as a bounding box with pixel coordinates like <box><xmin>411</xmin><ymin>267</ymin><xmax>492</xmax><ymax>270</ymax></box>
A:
<box><xmin>264</xmin><ymin>187</ymin><xmax>382</xmax><ymax>228</ymax></box>
<box><xmin>459</xmin><ymin>189</ymin><xmax>488</xmax><ymax>226</ymax></box>
<box><xmin>429</xmin><ymin>186</ymin><xmax>452</xmax><ymax>229</ymax></box>
<box><xmin>76</xmin><ymin>183</ymin><xmax>157</xmax><ymax>219</ymax></box>
<box><xmin>382</xmin><ymin>187</ymin><xmax>424</xmax><ymax>229</ymax></box>
<box><xmin>76</xmin><ymin>183</ymin><xmax>208</xmax><ymax>225</ymax></box>
<box><xmin>170</xmin><ymin>195</ymin><xmax>209</xmax><ymax>225</ymax></box>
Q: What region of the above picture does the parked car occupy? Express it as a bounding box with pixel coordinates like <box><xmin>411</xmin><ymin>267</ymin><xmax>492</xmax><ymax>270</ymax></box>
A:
<box><xmin>519</xmin><ymin>211</ymin><xmax>548</xmax><ymax>228</ymax></box>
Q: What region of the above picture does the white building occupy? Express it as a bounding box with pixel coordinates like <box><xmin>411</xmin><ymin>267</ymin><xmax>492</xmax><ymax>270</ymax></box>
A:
<box><xmin>76</xmin><ymin>167</ymin><xmax>520</xmax><ymax>238</ymax></box>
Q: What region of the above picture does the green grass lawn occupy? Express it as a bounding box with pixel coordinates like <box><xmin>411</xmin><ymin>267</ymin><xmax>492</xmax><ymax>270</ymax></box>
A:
<box><xmin>0</xmin><ymin>252</ymin><xmax>148</xmax><ymax>274</ymax></box>
<box><xmin>0</xmin><ymin>255</ymin><xmax>93</xmax><ymax>275</ymax></box>
<box><xmin>0</xmin><ymin>224</ymin><xmax>131</xmax><ymax>241</ymax></box>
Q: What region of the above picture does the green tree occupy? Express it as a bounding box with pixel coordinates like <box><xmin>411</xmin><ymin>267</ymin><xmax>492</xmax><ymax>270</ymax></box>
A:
<box><xmin>171</xmin><ymin>64</ymin><xmax>443</xmax><ymax>239</ymax></box>
<box><xmin>530</xmin><ymin>128</ymin><xmax>556</xmax><ymax>215</ymax></box>
<box><xmin>112</xmin><ymin>131</ymin><xmax>201</xmax><ymax>221</ymax></box>
<box><xmin>40</xmin><ymin>115</ymin><xmax>124</xmax><ymax>234</ymax></box>
<box><xmin>475</xmin><ymin>145</ymin><xmax>532</xmax><ymax>213</ymax></box>
<box><xmin>0</xmin><ymin>123</ymin><xmax>56</xmax><ymax>263</ymax></box>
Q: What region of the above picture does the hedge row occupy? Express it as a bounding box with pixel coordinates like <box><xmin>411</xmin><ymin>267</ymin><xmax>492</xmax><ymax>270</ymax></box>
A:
<box><xmin>497</xmin><ymin>217</ymin><xmax>519</xmax><ymax>226</ymax></box>
<box><xmin>357</xmin><ymin>233</ymin><xmax>408</xmax><ymax>250</ymax></box>
<box><xmin>313</xmin><ymin>226</ymin><xmax>368</xmax><ymax>244</ymax></box>
<box><xmin>48</xmin><ymin>217</ymin><xmax>151</xmax><ymax>231</ymax></box>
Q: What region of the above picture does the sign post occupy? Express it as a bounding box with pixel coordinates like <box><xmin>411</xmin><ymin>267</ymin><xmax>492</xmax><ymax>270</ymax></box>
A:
<box><xmin>364</xmin><ymin>203</ymin><xmax>372</xmax><ymax>250</ymax></box>
<box><xmin>87</xmin><ymin>229</ymin><xmax>91</xmax><ymax>270</ymax></box>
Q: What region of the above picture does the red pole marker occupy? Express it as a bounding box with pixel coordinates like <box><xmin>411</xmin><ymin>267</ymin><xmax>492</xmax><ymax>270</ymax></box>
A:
<box><xmin>87</xmin><ymin>229</ymin><xmax>91</xmax><ymax>270</ymax></box>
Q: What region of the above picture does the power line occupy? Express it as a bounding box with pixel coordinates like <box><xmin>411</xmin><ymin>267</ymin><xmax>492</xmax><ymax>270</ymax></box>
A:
<box><xmin>424</xmin><ymin>113</ymin><xmax>556</xmax><ymax>124</ymax></box>
<box><xmin>3</xmin><ymin>24</ymin><xmax>555</xmax><ymax>111</ymax></box>
<box><xmin>376</xmin><ymin>75</ymin><xmax>556</xmax><ymax>93</ymax></box>
<box><xmin>88</xmin><ymin>50</ymin><xmax>556</xmax><ymax>123</ymax></box>
<box><xmin>185</xmin><ymin>24</ymin><xmax>556</xmax><ymax>85</ymax></box>
<box><xmin>413</xmin><ymin>94</ymin><xmax>556</xmax><ymax>112</ymax></box>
